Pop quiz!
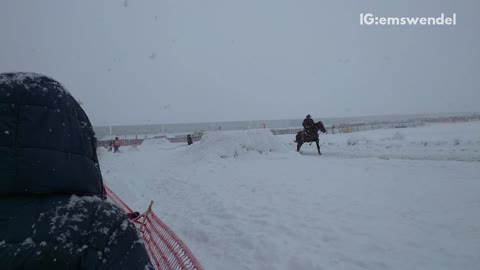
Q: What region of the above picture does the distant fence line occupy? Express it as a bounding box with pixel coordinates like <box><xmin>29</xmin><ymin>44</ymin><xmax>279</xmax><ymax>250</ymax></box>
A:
<box><xmin>270</xmin><ymin>120</ymin><xmax>425</xmax><ymax>135</ymax></box>
<box><xmin>426</xmin><ymin>117</ymin><xmax>480</xmax><ymax>123</ymax></box>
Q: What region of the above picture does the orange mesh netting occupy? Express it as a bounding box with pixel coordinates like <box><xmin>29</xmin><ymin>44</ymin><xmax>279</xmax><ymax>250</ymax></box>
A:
<box><xmin>105</xmin><ymin>186</ymin><xmax>204</xmax><ymax>270</ymax></box>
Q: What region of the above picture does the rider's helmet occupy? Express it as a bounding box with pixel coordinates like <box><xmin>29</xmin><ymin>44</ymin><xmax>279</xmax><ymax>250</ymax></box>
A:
<box><xmin>306</xmin><ymin>114</ymin><xmax>311</xmax><ymax>119</ymax></box>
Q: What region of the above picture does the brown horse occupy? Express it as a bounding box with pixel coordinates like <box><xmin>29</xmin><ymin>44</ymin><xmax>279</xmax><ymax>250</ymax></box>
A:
<box><xmin>295</xmin><ymin>121</ymin><xmax>327</xmax><ymax>155</ymax></box>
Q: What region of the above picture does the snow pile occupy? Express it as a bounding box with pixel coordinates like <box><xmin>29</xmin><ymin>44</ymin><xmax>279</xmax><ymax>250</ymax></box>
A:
<box><xmin>125</xmin><ymin>145</ymin><xmax>140</xmax><ymax>152</ymax></box>
<box><xmin>141</xmin><ymin>138</ymin><xmax>172</xmax><ymax>146</ymax></box>
<box><xmin>346</xmin><ymin>135</ymin><xmax>371</xmax><ymax>146</ymax></box>
<box><xmin>185</xmin><ymin>129</ymin><xmax>290</xmax><ymax>159</ymax></box>
<box><xmin>391</xmin><ymin>130</ymin><xmax>405</xmax><ymax>140</ymax></box>
<box><xmin>138</xmin><ymin>138</ymin><xmax>174</xmax><ymax>151</ymax></box>
<box><xmin>346</xmin><ymin>130</ymin><xmax>402</xmax><ymax>146</ymax></box>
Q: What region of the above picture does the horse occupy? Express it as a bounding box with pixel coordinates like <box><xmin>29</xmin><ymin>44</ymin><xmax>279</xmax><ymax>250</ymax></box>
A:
<box><xmin>295</xmin><ymin>121</ymin><xmax>327</xmax><ymax>155</ymax></box>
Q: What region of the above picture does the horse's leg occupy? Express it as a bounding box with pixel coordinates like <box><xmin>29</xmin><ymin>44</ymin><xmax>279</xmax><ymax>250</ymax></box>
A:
<box><xmin>316</xmin><ymin>139</ymin><xmax>321</xmax><ymax>155</ymax></box>
<box><xmin>297</xmin><ymin>142</ymin><xmax>302</xmax><ymax>152</ymax></box>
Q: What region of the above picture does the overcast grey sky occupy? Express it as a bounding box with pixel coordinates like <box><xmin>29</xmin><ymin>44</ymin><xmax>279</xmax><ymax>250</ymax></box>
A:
<box><xmin>1</xmin><ymin>0</ymin><xmax>478</xmax><ymax>125</ymax></box>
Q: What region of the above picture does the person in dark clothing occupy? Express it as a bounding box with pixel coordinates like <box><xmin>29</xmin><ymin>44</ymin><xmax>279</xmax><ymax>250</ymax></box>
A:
<box><xmin>113</xmin><ymin>137</ymin><xmax>120</xmax><ymax>153</ymax></box>
<box><xmin>187</xmin><ymin>134</ymin><xmax>193</xmax><ymax>145</ymax></box>
<box><xmin>302</xmin><ymin>114</ymin><xmax>315</xmax><ymax>134</ymax></box>
<box><xmin>0</xmin><ymin>72</ymin><xmax>153</xmax><ymax>270</ymax></box>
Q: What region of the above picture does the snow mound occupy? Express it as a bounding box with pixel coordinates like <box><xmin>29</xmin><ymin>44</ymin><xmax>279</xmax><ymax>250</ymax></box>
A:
<box><xmin>346</xmin><ymin>135</ymin><xmax>371</xmax><ymax>146</ymax></box>
<box><xmin>125</xmin><ymin>145</ymin><xmax>140</xmax><ymax>152</ymax></box>
<box><xmin>139</xmin><ymin>138</ymin><xmax>174</xmax><ymax>151</ymax></box>
<box><xmin>347</xmin><ymin>131</ymin><xmax>405</xmax><ymax>146</ymax></box>
<box><xmin>347</xmin><ymin>137</ymin><xmax>360</xmax><ymax>146</ymax></box>
<box><xmin>141</xmin><ymin>138</ymin><xmax>172</xmax><ymax>146</ymax></box>
<box><xmin>186</xmin><ymin>129</ymin><xmax>290</xmax><ymax>159</ymax></box>
<box><xmin>392</xmin><ymin>131</ymin><xmax>405</xmax><ymax>140</ymax></box>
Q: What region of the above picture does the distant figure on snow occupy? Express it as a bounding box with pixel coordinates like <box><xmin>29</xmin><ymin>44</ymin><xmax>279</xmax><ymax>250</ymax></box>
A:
<box><xmin>187</xmin><ymin>134</ymin><xmax>193</xmax><ymax>145</ymax></box>
<box><xmin>302</xmin><ymin>114</ymin><xmax>315</xmax><ymax>135</ymax></box>
<box><xmin>0</xmin><ymin>72</ymin><xmax>153</xmax><ymax>269</ymax></box>
<box><xmin>114</xmin><ymin>137</ymin><xmax>120</xmax><ymax>152</ymax></box>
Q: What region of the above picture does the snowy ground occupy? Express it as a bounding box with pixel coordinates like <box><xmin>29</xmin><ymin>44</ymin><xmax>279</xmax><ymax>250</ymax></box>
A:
<box><xmin>99</xmin><ymin>122</ymin><xmax>480</xmax><ymax>270</ymax></box>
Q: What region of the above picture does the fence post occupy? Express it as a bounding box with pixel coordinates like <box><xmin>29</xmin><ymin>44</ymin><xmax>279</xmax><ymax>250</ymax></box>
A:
<box><xmin>140</xmin><ymin>200</ymin><xmax>154</xmax><ymax>232</ymax></box>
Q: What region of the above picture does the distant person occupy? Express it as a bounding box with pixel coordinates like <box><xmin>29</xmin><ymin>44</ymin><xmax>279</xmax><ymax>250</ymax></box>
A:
<box><xmin>302</xmin><ymin>114</ymin><xmax>315</xmax><ymax>135</ymax></box>
<box><xmin>0</xmin><ymin>72</ymin><xmax>153</xmax><ymax>269</ymax></box>
<box><xmin>108</xmin><ymin>140</ymin><xmax>113</xmax><ymax>151</ymax></box>
<box><xmin>114</xmin><ymin>137</ymin><xmax>120</xmax><ymax>152</ymax></box>
<box><xmin>187</xmin><ymin>134</ymin><xmax>193</xmax><ymax>145</ymax></box>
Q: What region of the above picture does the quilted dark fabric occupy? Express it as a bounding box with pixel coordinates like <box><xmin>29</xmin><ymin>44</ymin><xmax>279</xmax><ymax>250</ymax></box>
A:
<box><xmin>0</xmin><ymin>72</ymin><xmax>153</xmax><ymax>270</ymax></box>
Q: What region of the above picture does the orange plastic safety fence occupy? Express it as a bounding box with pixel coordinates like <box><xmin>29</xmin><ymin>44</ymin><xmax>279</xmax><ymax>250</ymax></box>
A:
<box><xmin>105</xmin><ymin>186</ymin><xmax>203</xmax><ymax>270</ymax></box>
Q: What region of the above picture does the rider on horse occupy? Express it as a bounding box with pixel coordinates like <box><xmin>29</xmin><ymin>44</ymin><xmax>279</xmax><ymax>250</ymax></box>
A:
<box><xmin>302</xmin><ymin>114</ymin><xmax>315</xmax><ymax>135</ymax></box>
<box><xmin>297</xmin><ymin>115</ymin><xmax>326</xmax><ymax>154</ymax></box>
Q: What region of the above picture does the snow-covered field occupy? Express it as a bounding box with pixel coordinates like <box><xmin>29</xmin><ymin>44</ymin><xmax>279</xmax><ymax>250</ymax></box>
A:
<box><xmin>99</xmin><ymin>122</ymin><xmax>480</xmax><ymax>270</ymax></box>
